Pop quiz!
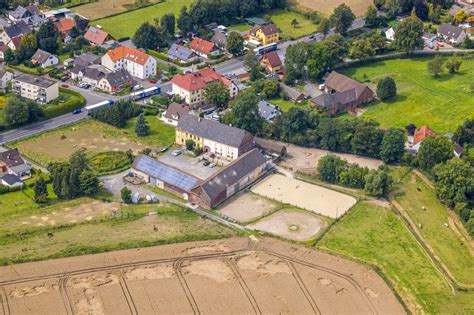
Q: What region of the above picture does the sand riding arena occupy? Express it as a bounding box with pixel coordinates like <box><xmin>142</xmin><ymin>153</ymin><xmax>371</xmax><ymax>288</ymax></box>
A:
<box><xmin>0</xmin><ymin>238</ymin><xmax>404</xmax><ymax>314</ymax></box>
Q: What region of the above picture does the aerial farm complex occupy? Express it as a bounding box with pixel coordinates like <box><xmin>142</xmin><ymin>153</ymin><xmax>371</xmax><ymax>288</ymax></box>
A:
<box><xmin>0</xmin><ymin>0</ymin><xmax>473</xmax><ymax>313</ymax></box>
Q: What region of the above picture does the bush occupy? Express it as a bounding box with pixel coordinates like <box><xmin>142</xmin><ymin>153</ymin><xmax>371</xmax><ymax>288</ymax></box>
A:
<box><xmin>43</xmin><ymin>88</ymin><xmax>85</xmax><ymax>119</ymax></box>
<box><xmin>317</xmin><ymin>155</ymin><xmax>347</xmax><ymax>184</ymax></box>
<box><xmin>89</xmin><ymin>151</ymin><xmax>132</xmax><ymax>176</ymax></box>
<box><xmin>185</xmin><ymin>139</ymin><xmax>195</xmax><ymax>151</ymax></box>
<box><xmin>376</xmin><ymin>77</ymin><xmax>397</xmax><ymax>101</ymax></box>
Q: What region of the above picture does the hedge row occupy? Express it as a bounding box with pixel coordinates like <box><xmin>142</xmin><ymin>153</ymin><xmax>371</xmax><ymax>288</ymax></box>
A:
<box><xmin>43</xmin><ymin>88</ymin><xmax>85</xmax><ymax>119</ymax></box>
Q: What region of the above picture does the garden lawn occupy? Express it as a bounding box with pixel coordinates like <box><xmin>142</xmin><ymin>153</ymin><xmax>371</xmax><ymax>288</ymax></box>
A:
<box><xmin>228</xmin><ymin>23</ymin><xmax>251</xmax><ymax>32</ymax></box>
<box><xmin>268</xmin><ymin>9</ymin><xmax>318</xmax><ymax>38</ymax></box>
<box><xmin>395</xmin><ymin>173</ymin><xmax>474</xmax><ymax>286</ymax></box>
<box><xmin>93</xmin><ymin>0</ymin><xmax>193</xmax><ymax>38</ymax></box>
<box><xmin>124</xmin><ymin>115</ymin><xmax>175</xmax><ymax>148</ymax></box>
<box><xmin>270</xmin><ymin>98</ymin><xmax>310</xmax><ymax>112</ymax></box>
<box><xmin>343</xmin><ymin>57</ymin><xmax>474</xmax><ymax>133</ymax></box>
<box><xmin>318</xmin><ymin>201</ymin><xmax>474</xmax><ymax>314</ymax></box>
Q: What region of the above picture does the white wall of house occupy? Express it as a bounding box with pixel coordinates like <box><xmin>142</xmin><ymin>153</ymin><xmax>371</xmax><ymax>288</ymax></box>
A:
<box><xmin>101</xmin><ymin>55</ymin><xmax>156</xmax><ymax>79</ymax></box>
<box><xmin>13</xmin><ymin>79</ymin><xmax>59</xmax><ymax>103</ymax></box>
<box><xmin>0</xmin><ymin>72</ymin><xmax>13</xmax><ymax>89</ymax></box>
<box><xmin>202</xmin><ymin>138</ymin><xmax>239</xmax><ymax>160</ymax></box>
<box><xmin>172</xmin><ymin>84</ymin><xmax>204</xmax><ymax>107</ymax></box>
<box><xmin>40</xmin><ymin>55</ymin><xmax>59</xmax><ymax>68</ymax></box>
<box><xmin>97</xmin><ymin>78</ymin><xmax>113</xmax><ymax>92</ymax></box>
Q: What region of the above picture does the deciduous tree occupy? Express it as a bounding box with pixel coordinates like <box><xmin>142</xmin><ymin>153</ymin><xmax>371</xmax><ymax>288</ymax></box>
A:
<box><xmin>204</xmin><ymin>82</ymin><xmax>230</xmax><ymax>109</ymax></box>
<box><xmin>417</xmin><ymin>135</ymin><xmax>454</xmax><ymax>170</ymax></box>
<box><xmin>376</xmin><ymin>76</ymin><xmax>397</xmax><ymax>100</ymax></box>
<box><xmin>380</xmin><ymin>128</ymin><xmax>406</xmax><ymax>164</ymax></box>
<box><xmin>330</xmin><ymin>4</ymin><xmax>355</xmax><ymax>34</ymax></box>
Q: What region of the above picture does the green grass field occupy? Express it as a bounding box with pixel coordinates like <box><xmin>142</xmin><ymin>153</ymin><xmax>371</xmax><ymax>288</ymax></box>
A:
<box><xmin>124</xmin><ymin>115</ymin><xmax>175</xmax><ymax>148</ymax></box>
<box><xmin>395</xmin><ymin>173</ymin><xmax>474</xmax><ymax>286</ymax></box>
<box><xmin>318</xmin><ymin>202</ymin><xmax>474</xmax><ymax>314</ymax></box>
<box><xmin>343</xmin><ymin>57</ymin><xmax>474</xmax><ymax>133</ymax></box>
<box><xmin>268</xmin><ymin>9</ymin><xmax>318</xmax><ymax>38</ymax></box>
<box><xmin>93</xmin><ymin>0</ymin><xmax>193</xmax><ymax>38</ymax></box>
<box><xmin>270</xmin><ymin>98</ymin><xmax>310</xmax><ymax>112</ymax></box>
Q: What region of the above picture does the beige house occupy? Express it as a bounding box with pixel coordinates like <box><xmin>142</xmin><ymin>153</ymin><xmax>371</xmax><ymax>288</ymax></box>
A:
<box><xmin>12</xmin><ymin>74</ymin><xmax>59</xmax><ymax>103</ymax></box>
<box><xmin>0</xmin><ymin>69</ymin><xmax>13</xmax><ymax>89</ymax></box>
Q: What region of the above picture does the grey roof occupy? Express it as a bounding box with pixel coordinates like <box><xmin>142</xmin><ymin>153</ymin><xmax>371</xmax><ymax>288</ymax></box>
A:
<box><xmin>32</xmin><ymin>49</ymin><xmax>52</xmax><ymax>64</ymax></box>
<box><xmin>1</xmin><ymin>174</ymin><xmax>22</xmax><ymax>185</ymax></box>
<box><xmin>10</xmin><ymin>163</ymin><xmax>32</xmax><ymax>174</ymax></box>
<box><xmin>258</xmin><ymin>100</ymin><xmax>280</xmax><ymax>121</ymax></box>
<box><xmin>70</xmin><ymin>64</ymin><xmax>86</xmax><ymax>75</ymax></box>
<box><xmin>246</xmin><ymin>17</ymin><xmax>267</xmax><ymax>26</ymax></box>
<box><xmin>10</xmin><ymin>5</ymin><xmax>37</xmax><ymax>19</ymax></box>
<box><xmin>198</xmin><ymin>148</ymin><xmax>266</xmax><ymax>201</ymax></box>
<box><xmin>211</xmin><ymin>32</ymin><xmax>227</xmax><ymax>48</ymax></box>
<box><xmin>14</xmin><ymin>74</ymin><xmax>57</xmax><ymax>88</ymax></box>
<box><xmin>167</xmin><ymin>44</ymin><xmax>194</xmax><ymax>61</ymax></box>
<box><xmin>254</xmin><ymin>137</ymin><xmax>287</xmax><ymax>155</ymax></box>
<box><xmin>133</xmin><ymin>155</ymin><xmax>201</xmax><ymax>192</ymax></box>
<box><xmin>177</xmin><ymin>114</ymin><xmax>253</xmax><ymax>148</ymax></box>
<box><xmin>4</xmin><ymin>21</ymin><xmax>32</xmax><ymax>38</ymax></box>
<box><xmin>448</xmin><ymin>5</ymin><xmax>463</xmax><ymax>16</ymax></box>
<box><xmin>84</xmin><ymin>66</ymin><xmax>106</xmax><ymax>81</ymax></box>
<box><xmin>312</xmin><ymin>89</ymin><xmax>358</xmax><ymax>108</ymax></box>
<box><xmin>163</xmin><ymin>102</ymin><xmax>190</xmax><ymax>120</ymax></box>
<box><xmin>0</xmin><ymin>149</ymin><xmax>25</xmax><ymax>167</ymax></box>
<box><xmin>74</xmin><ymin>53</ymin><xmax>100</xmax><ymax>66</ymax></box>
<box><xmin>104</xmin><ymin>69</ymin><xmax>133</xmax><ymax>86</ymax></box>
<box><xmin>281</xmin><ymin>84</ymin><xmax>304</xmax><ymax>101</ymax></box>
<box><xmin>454</xmin><ymin>144</ymin><xmax>464</xmax><ymax>155</ymax></box>
<box><xmin>438</xmin><ymin>23</ymin><xmax>464</xmax><ymax>39</ymax></box>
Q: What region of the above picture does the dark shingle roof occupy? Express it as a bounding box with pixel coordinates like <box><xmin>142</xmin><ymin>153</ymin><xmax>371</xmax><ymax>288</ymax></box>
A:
<box><xmin>14</xmin><ymin>74</ymin><xmax>56</xmax><ymax>88</ymax></box>
<box><xmin>324</xmin><ymin>71</ymin><xmax>369</xmax><ymax>96</ymax></box>
<box><xmin>1</xmin><ymin>174</ymin><xmax>22</xmax><ymax>185</ymax></box>
<box><xmin>32</xmin><ymin>49</ymin><xmax>52</xmax><ymax>64</ymax></box>
<box><xmin>167</xmin><ymin>44</ymin><xmax>194</xmax><ymax>61</ymax></box>
<box><xmin>198</xmin><ymin>148</ymin><xmax>266</xmax><ymax>202</ymax></box>
<box><xmin>177</xmin><ymin>114</ymin><xmax>253</xmax><ymax>148</ymax></box>
<box><xmin>211</xmin><ymin>32</ymin><xmax>227</xmax><ymax>48</ymax></box>
<box><xmin>104</xmin><ymin>69</ymin><xmax>132</xmax><ymax>86</ymax></box>
<box><xmin>163</xmin><ymin>103</ymin><xmax>190</xmax><ymax>120</ymax></box>
<box><xmin>4</xmin><ymin>21</ymin><xmax>32</xmax><ymax>38</ymax></box>
<box><xmin>438</xmin><ymin>23</ymin><xmax>464</xmax><ymax>39</ymax></box>
<box><xmin>0</xmin><ymin>149</ymin><xmax>25</xmax><ymax>167</ymax></box>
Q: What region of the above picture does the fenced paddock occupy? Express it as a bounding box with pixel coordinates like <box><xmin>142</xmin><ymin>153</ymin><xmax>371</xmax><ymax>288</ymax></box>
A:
<box><xmin>251</xmin><ymin>174</ymin><xmax>356</xmax><ymax>219</ymax></box>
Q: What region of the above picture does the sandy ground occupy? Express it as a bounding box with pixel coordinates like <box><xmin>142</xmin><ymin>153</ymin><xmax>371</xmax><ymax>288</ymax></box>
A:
<box><xmin>247</xmin><ymin>209</ymin><xmax>325</xmax><ymax>241</ymax></box>
<box><xmin>277</xmin><ymin>141</ymin><xmax>382</xmax><ymax>175</ymax></box>
<box><xmin>218</xmin><ymin>192</ymin><xmax>278</xmax><ymax>223</ymax></box>
<box><xmin>292</xmin><ymin>0</ymin><xmax>372</xmax><ymax>16</ymax></box>
<box><xmin>0</xmin><ymin>237</ymin><xmax>404</xmax><ymax>315</ymax></box>
<box><xmin>252</xmin><ymin>174</ymin><xmax>357</xmax><ymax>218</ymax></box>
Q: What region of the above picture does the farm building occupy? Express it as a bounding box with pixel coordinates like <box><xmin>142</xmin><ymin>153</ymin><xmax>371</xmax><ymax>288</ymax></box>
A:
<box><xmin>254</xmin><ymin>137</ymin><xmax>287</xmax><ymax>159</ymax></box>
<box><xmin>132</xmin><ymin>155</ymin><xmax>202</xmax><ymax>201</ymax></box>
<box><xmin>176</xmin><ymin>114</ymin><xmax>255</xmax><ymax>160</ymax></box>
<box><xmin>160</xmin><ymin>103</ymin><xmax>190</xmax><ymax>126</ymax></box>
<box><xmin>405</xmin><ymin>125</ymin><xmax>437</xmax><ymax>154</ymax></box>
<box><xmin>190</xmin><ymin>149</ymin><xmax>268</xmax><ymax>208</ymax></box>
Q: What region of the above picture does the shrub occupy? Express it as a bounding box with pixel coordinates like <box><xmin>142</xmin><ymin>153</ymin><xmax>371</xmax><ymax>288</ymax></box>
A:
<box><xmin>376</xmin><ymin>77</ymin><xmax>397</xmax><ymax>101</ymax></box>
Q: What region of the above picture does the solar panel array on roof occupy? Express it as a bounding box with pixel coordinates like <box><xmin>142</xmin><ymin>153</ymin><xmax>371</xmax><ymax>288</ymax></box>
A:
<box><xmin>134</xmin><ymin>156</ymin><xmax>200</xmax><ymax>192</ymax></box>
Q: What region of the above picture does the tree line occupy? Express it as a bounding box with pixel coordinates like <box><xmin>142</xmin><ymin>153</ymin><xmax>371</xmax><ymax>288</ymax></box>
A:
<box><xmin>91</xmin><ymin>100</ymin><xmax>142</xmax><ymax>128</ymax></box>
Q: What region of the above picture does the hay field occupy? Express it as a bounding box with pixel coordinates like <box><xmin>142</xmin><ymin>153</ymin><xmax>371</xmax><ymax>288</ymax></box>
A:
<box><xmin>72</xmin><ymin>0</ymin><xmax>161</xmax><ymax>20</ymax></box>
<box><xmin>251</xmin><ymin>174</ymin><xmax>356</xmax><ymax>218</ymax></box>
<box><xmin>0</xmin><ymin>238</ymin><xmax>404</xmax><ymax>314</ymax></box>
<box><xmin>292</xmin><ymin>0</ymin><xmax>372</xmax><ymax>16</ymax></box>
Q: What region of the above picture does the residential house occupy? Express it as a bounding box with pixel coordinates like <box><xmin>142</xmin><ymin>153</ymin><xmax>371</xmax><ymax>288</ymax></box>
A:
<box><xmin>0</xmin><ymin>44</ymin><xmax>7</xmax><ymax>60</ymax></box>
<box><xmin>248</xmin><ymin>23</ymin><xmax>279</xmax><ymax>45</ymax></box>
<box><xmin>254</xmin><ymin>137</ymin><xmax>287</xmax><ymax>159</ymax></box>
<box><xmin>448</xmin><ymin>5</ymin><xmax>463</xmax><ymax>17</ymax></box>
<box><xmin>7</xmin><ymin>36</ymin><xmax>22</xmax><ymax>51</ymax></box>
<box><xmin>406</xmin><ymin>125</ymin><xmax>436</xmax><ymax>153</ymax></box>
<box><xmin>385</xmin><ymin>27</ymin><xmax>395</xmax><ymax>41</ymax></box>
<box><xmin>74</xmin><ymin>53</ymin><xmax>101</xmax><ymax>67</ymax></box>
<box><xmin>176</xmin><ymin>114</ymin><xmax>255</xmax><ymax>160</ymax></box>
<box><xmin>55</xmin><ymin>18</ymin><xmax>76</xmax><ymax>43</ymax></box>
<box><xmin>8</xmin><ymin>5</ymin><xmax>45</xmax><ymax>26</ymax></box>
<box><xmin>189</xmin><ymin>37</ymin><xmax>220</xmax><ymax>59</ymax></box>
<box><xmin>1</xmin><ymin>174</ymin><xmax>24</xmax><ymax>188</ymax></box>
<box><xmin>245</xmin><ymin>17</ymin><xmax>267</xmax><ymax>26</ymax></box>
<box><xmin>70</xmin><ymin>64</ymin><xmax>110</xmax><ymax>86</ymax></box>
<box><xmin>97</xmin><ymin>68</ymin><xmax>134</xmax><ymax>93</ymax></box>
<box><xmin>281</xmin><ymin>84</ymin><xmax>305</xmax><ymax>102</ymax></box>
<box><xmin>258</xmin><ymin>100</ymin><xmax>281</xmax><ymax>122</ymax></box>
<box><xmin>211</xmin><ymin>32</ymin><xmax>227</xmax><ymax>50</ymax></box>
<box><xmin>12</xmin><ymin>74</ymin><xmax>59</xmax><ymax>103</ymax></box>
<box><xmin>190</xmin><ymin>148</ymin><xmax>267</xmax><ymax>208</ymax></box>
<box><xmin>167</xmin><ymin>44</ymin><xmax>196</xmax><ymax>63</ymax></box>
<box><xmin>132</xmin><ymin>155</ymin><xmax>202</xmax><ymax>201</ymax></box>
<box><xmin>260</xmin><ymin>51</ymin><xmax>282</xmax><ymax>73</ymax></box>
<box><xmin>0</xmin><ymin>69</ymin><xmax>13</xmax><ymax>89</ymax></box>
<box><xmin>160</xmin><ymin>102</ymin><xmax>190</xmax><ymax>126</ymax></box>
<box><xmin>311</xmin><ymin>71</ymin><xmax>374</xmax><ymax>114</ymax></box>
<box><xmin>101</xmin><ymin>45</ymin><xmax>157</xmax><ymax>79</ymax></box>
<box><xmin>454</xmin><ymin>144</ymin><xmax>464</xmax><ymax>158</ymax></box>
<box><xmin>31</xmin><ymin>49</ymin><xmax>59</xmax><ymax>68</ymax></box>
<box><xmin>438</xmin><ymin>23</ymin><xmax>467</xmax><ymax>44</ymax></box>
<box><xmin>84</xmin><ymin>26</ymin><xmax>113</xmax><ymax>46</ymax></box>
<box><xmin>0</xmin><ymin>149</ymin><xmax>32</xmax><ymax>179</ymax></box>
<box><xmin>0</xmin><ymin>21</ymin><xmax>32</xmax><ymax>48</ymax></box>
<box><xmin>171</xmin><ymin>67</ymin><xmax>239</xmax><ymax>108</ymax></box>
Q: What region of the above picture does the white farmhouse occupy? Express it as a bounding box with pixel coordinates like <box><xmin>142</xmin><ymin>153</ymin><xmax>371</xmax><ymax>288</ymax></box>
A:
<box><xmin>101</xmin><ymin>45</ymin><xmax>156</xmax><ymax>79</ymax></box>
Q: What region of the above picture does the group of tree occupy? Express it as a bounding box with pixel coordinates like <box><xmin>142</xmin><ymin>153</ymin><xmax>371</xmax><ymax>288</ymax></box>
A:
<box><xmin>317</xmin><ymin>155</ymin><xmax>392</xmax><ymax>197</ymax></box>
<box><xmin>33</xmin><ymin>177</ymin><xmax>48</xmax><ymax>203</ymax></box>
<box><xmin>48</xmin><ymin>150</ymin><xmax>99</xmax><ymax>200</ymax></box>
<box><xmin>252</xmin><ymin>79</ymin><xmax>280</xmax><ymax>99</ymax></box>
<box><xmin>222</xmin><ymin>90</ymin><xmax>265</xmax><ymax>135</ymax></box>
<box><xmin>204</xmin><ymin>82</ymin><xmax>230</xmax><ymax>109</ymax></box>
<box><xmin>226</xmin><ymin>31</ymin><xmax>245</xmax><ymax>56</ymax></box>
<box><xmin>393</xmin><ymin>9</ymin><xmax>424</xmax><ymax>52</ymax></box>
<box><xmin>132</xmin><ymin>13</ymin><xmax>176</xmax><ymax>50</ymax></box>
<box><xmin>91</xmin><ymin>100</ymin><xmax>142</xmax><ymax>128</ymax></box>
<box><xmin>3</xmin><ymin>95</ymin><xmax>43</xmax><ymax>127</ymax></box>
<box><xmin>349</xmin><ymin>31</ymin><xmax>387</xmax><ymax>60</ymax></box>
<box><xmin>428</xmin><ymin>55</ymin><xmax>463</xmax><ymax>77</ymax></box>
<box><xmin>284</xmin><ymin>34</ymin><xmax>348</xmax><ymax>84</ymax></box>
<box><xmin>176</xmin><ymin>0</ymin><xmax>286</xmax><ymax>34</ymax></box>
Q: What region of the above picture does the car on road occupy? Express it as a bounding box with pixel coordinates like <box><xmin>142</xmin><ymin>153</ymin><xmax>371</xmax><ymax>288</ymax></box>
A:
<box><xmin>148</xmin><ymin>79</ymin><xmax>157</xmax><ymax>84</ymax></box>
<box><xmin>78</xmin><ymin>83</ymin><xmax>90</xmax><ymax>89</ymax></box>
<box><xmin>61</xmin><ymin>84</ymin><xmax>69</xmax><ymax>88</ymax></box>
<box><xmin>72</xmin><ymin>109</ymin><xmax>82</xmax><ymax>114</ymax></box>
<box><xmin>203</xmin><ymin>160</ymin><xmax>210</xmax><ymax>166</ymax></box>
<box><xmin>172</xmin><ymin>150</ymin><xmax>182</xmax><ymax>156</ymax></box>
<box><xmin>208</xmin><ymin>163</ymin><xmax>216</xmax><ymax>168</ymax></box>
<box><xmin>132</xmin><ymin>84</ymin><xmax>142</xmax><ymax>91</ymax></box>
<box><xmin>60</xmin><ymin>76</ymin><xmax>69</xmax><ymax>82</ymax></box>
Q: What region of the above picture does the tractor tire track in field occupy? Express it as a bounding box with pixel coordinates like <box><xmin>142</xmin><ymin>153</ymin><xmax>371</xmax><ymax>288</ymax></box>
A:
<box><xmin>118</xmin><ymin>273</ymin><xmax>138</xmax><ymax>315</ymax></box>
<box><xmin>174</xmin><ymin>259</ymin><xmax>200</xmax><ymax>315</ymax></box>
<box><xmin>59</xmin><ymin>276</ymin><xmax>74</xmax><ymax>315</ymax></box>
<box><xmin>1</xmin><ymin>287</ymin><xmax>10</xmax><ymax>315</ymax></box>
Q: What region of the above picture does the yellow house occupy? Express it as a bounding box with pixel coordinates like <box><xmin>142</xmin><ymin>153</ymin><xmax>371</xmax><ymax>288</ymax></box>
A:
<box><xmin>248</xmin><ymin>23</ymin><xmax>279</xmax><ymax>45</ymax></box>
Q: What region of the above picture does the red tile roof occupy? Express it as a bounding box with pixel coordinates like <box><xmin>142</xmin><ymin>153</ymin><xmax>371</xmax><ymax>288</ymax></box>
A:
<box><xmin>189</xmin><ymin>37</ymin><xmax>216</xmax><ymax>55</ymax></box>
<box><xmin>413</xmin><ymin>125</ymin><xmax>436</xmax><ymax>145</ymax></box>
<box><xmin>56</xmin><ymin>18</ymin><xmax>75</xmax><ymax>33</ymax></box>
<box><xmin>9</xmin><ymin>36</ymin><xmax>22</xmax><ymax>49</ymax></box>
<box><xmin>171</xmin><ymin>68</ymin><xmax>228</xmax><ymax>92</ymax></box>
<box><xmin>106</xmin><ymin>45</ymin><xmax>150</xmax><ymax>66</ymax></box>
<box><xmin>84</xmin><ymin>26</ymin><xmax>111</xmax><ymax>45</ymax></box>
<box><xmin>262</xmin><ymin>51</ymin><xmax>282</xmax><ymax>68</ymax></box>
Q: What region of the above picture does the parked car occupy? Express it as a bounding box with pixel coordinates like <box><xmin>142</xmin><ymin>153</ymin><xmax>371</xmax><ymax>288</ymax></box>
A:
<box><xmin>203</xmin><ymin>160</ymin><xmax>210</xmax><ymax>166</ymax></box>
<box><xmin>208</xmin><ymin>163</ymin><xmax>216</xmax><ymax>168</ymax></box>
<box><xmin>61</xmin><ymin>84</ymin><xmax>69</xmax><ymax>88</ymax></box>
<box><xmin>148</xmin><ymin>79</ymin><xmax>157</xmax><ymax>84</ymax></box>
<box><xmin>132</xmin><ymin>84</ymin><xmax>142</xmax><ymax>91</ymax></box>
<box><xmin>172</xmin><ymin>150</ymin><xmax>182</xmax><ymax>156</ymax></box>
<box><xmin>60</xmin><ymin>76</ymin><xmax>69</xmax><ymax>82</ymax></box>
<box><xmin>72</xmin><ymin>109</ymin><xmax>82</xmax><ymax>114</ymax></box>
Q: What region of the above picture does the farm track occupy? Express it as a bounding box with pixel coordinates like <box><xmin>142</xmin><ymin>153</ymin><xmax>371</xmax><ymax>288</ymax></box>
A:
<box><xmin>0</xmin><ymin>247</ymin><xmax>384</xmax><ymax>315</ymax></box>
